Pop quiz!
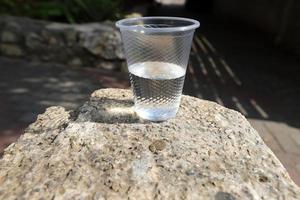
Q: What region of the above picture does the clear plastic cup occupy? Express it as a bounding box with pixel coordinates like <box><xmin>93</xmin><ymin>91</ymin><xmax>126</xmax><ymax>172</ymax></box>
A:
<box><xmin>116</xmin><ymin>17</ymin><xmax>200</xmax><ymax>121</ymax></box>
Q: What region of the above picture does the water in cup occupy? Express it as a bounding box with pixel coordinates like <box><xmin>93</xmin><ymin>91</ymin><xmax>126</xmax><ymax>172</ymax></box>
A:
<box><xmin>129</xmin><ymin>61</ymin><xmax>185</xmax><ymax>121</ymax></box>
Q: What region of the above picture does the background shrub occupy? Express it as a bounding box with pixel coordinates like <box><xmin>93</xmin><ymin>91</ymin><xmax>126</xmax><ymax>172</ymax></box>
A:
<box><xmin>0</xmin><ymin>0</ymin><xmax>122</xmax><ymax>23</ymax></box>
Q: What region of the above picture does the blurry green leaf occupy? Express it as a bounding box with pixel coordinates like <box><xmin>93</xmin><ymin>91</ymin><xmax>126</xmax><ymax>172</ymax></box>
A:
<box><xmin>63</xmin><ymin>6</ymin><xmax>76</xmax><ymax>24</ymax></box>
<box><xmin>74</xmin><ymin>0</ymin><xmax>89</xmax><ymax>12</ymax></box>
<box><xmin>2</xmin><ymin>0</ymin><xmax>15</xmax><ymax>7</ymax></box>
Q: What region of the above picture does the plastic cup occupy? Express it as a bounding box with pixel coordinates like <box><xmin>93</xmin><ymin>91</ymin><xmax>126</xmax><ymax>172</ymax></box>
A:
<box><xmin>116</xmin><ymin>16</ymin><xmax>199</xmax><ymax>121</ymax></box>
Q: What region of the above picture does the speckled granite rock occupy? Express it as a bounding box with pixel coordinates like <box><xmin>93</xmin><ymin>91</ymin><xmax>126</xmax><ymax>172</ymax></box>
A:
<box><xmin>0</xmin><ymin>89</ymin><xmax>299</xmax><ymax>199</ymax></box>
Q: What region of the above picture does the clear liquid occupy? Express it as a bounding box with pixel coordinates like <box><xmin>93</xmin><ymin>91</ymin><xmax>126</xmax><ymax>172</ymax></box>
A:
<box><xmin>129</xmin><ymin>61</ymin><xmax>186</xmax><ymax>121</ymax></box>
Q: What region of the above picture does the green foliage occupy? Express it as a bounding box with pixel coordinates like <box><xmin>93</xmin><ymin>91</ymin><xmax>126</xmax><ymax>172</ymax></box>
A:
<box><xmin>0</xmin><ymin>0</ymin><xmax>122</xmax><ymax>23</ymax></box>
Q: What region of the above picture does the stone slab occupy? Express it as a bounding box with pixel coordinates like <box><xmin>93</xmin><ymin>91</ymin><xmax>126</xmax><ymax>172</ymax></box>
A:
<box><xmin>0</xmin><ymin>89</ymin><xmax>299</xmax><ymax>199</ymax></box>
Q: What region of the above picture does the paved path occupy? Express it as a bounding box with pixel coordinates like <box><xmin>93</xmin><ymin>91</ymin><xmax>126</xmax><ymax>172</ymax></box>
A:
<box><xmin>0</xmin><ymin>57</ymin><xmax>129</xmax><ymax>154</ymax></box>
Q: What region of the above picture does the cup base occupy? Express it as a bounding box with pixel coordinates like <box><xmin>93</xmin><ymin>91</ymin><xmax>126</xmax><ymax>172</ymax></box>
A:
<box><xmin>135</xmin><ymin>106</ymin><xmax>178</xmax><ymax>122</ymax></box>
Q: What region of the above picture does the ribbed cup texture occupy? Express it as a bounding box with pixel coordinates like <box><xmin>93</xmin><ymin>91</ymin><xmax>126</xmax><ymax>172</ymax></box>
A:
<box><xmin>121</xmin><ymin>30</ymin><xmax>194</xmax><ymax>67</ymax></box>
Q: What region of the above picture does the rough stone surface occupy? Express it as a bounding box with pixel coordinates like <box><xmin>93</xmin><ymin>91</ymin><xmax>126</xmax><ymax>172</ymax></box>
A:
<box><xmin>0</xmin><ymin>44</ymin><xmax>23</xmax><ymax>56</ymax></box>
<box><xmin>0</xmin><ymin>89</ymin><xmax>299</xmax><ymax>199</ymax></box>
<box><xmin>0</xmin><ymin>16</ymin><xmax>124</xmax><ymax>69</ymax></box>
<box><xmin>1</xmin><ymin>31</ymin><xmax>17</xmax><ymax>43</ymax></box>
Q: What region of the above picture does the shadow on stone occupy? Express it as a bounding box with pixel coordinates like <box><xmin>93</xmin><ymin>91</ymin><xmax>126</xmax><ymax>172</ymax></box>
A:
<box><xmin>215</xmin><ymin>191</ymin><xmax>236</xmax><ymax>200</ymax></box>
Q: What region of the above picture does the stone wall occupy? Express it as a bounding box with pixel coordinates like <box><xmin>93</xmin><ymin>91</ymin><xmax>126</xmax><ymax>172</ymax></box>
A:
<box><xmin>0</xmin><ymin>16</ymin><xmax>125</xmax><ymax>70</ymax></box>
<box><xmin>214</xmin><ymin>0</ymin><xmax>300</xmax><ymax>55</ymax></box>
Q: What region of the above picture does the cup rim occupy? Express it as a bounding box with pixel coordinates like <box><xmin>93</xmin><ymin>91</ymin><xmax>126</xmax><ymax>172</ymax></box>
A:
<box><xmin>116</xmin><ymin>16</ymin><xmax>200</xmax><ymax>33</ymax></box>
